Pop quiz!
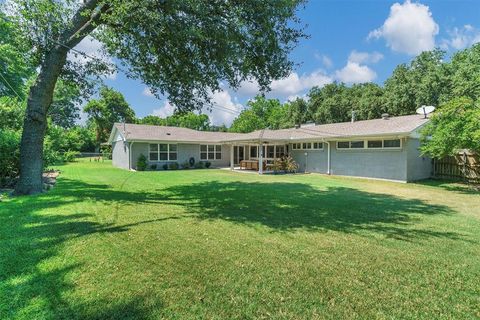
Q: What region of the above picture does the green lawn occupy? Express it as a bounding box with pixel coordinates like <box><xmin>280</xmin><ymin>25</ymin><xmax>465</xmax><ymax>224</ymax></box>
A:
<box><xmin>1</xmin><ymin>160</ymin><xmax>479</xmax><ymax>319</ymax></box>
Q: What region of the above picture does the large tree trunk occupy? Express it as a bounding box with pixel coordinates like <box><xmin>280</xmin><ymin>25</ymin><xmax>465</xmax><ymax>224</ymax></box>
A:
<box><xmin>14</xmin><ymin>49</ymin><xmax>69</xmax><ymax>195</ymax></box>
<box><xmin>14</xmin><ymin>0</ymin><xmax>104</xmax><ymax>195</ymax></box>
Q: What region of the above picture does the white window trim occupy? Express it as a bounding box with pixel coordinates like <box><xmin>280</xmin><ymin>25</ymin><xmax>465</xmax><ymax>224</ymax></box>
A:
<box><xmin>199</xmin><ymin>144</ymin><xmax>222</xmax><ymax>161</ymax></box>
<box><xmin>249</xmin><ymin>144</ymin><xmax>288</xmax><ymax>160</ymax></box>
<box><xmin>149</xmin><ymin>143</ymin><xmax>178</xmax><ymax>161</ymax></box>
<box><xmin>292</xmin><ymin>142</ymin><xmax>324</xmax><ymax>150</ymax></box>
<box><xmin>336</xmin><ymin>138</ymin><xmax>402</xmax><ymax>150</ymax></box>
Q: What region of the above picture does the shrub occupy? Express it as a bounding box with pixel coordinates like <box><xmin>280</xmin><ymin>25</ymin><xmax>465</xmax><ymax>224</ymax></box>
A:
<box><xmin>205</xmin><ymin>161</ymin><xmax>211</xmax><ymax>168</ymax></box>
<box><xmin>62</xmin><ymin>150</ymin><xmax>80</xmax><ymax>162</ymax></box>
<box><xmin>150</xmin><ymin>164</ymin><xmax>157</xmax><ymax>170</ymax></box>
<box><xmin>283</xmin><ymin>155</ymin><xmax>298</xmax><ymax>173</ymax></box>
<box><xmin>181</xmin><ymin>160</ymin><xmax>190</xmax><ymax>169</ymax></box>
<box><xmin>272</xmin><ymin>158</ymin><xmax>284</xmax><ymax>173</ymax></box>
<box><xmin>137</xmin><ymin>154</ymin><xmax>148</xmax><ymax>171</ymax></box>
<box><xmin>169</xmin><ymin>162</ymin><xmax>179</xmax><ymax>170</ymax></box>
<box><xmin>0</xmin><ymin>130</ymin><xmax>20</xmax><ymax>187</ymax></box>
<box><xmin>195</xmin><ymin>161</ymin><xmax>205</xmax><ymax>169</ymax></box>
<box><xmin>162</xmin><ymin>163</ymin><xmax>169</xmax><ymax>170</ymax></box>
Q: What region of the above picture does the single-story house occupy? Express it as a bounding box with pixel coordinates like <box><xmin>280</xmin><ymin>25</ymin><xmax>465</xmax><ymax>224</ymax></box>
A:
<box><xmin>107</xmin><ymin>113</ymin><xmax>432</xmax><ymax>182</ymax></box>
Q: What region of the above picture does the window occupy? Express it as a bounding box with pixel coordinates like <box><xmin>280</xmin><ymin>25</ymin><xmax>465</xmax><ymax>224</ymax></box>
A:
<box><xmin>302</xmin><ymin>142</ymin><xmax>312</xmax><ymax>150</ymax></box>
<box><xmin>384</xmin><ymin>139</ymin><xmax>401</xmax><ymax>148</ymax></box>
<box><xmin>149</xmin><ymin>143</ymin><xmax>177</xmax><ymax>161</ymax></box>
<box><xmin>368</xmin><ymin>140</ymin><xmax>382</xmax><ymax>148</ymax></box>
<box><xmin>276</xmin><ymin>145</ymin><xmax>285</xmax><ymax>158</ymax></box>
<box><xmin>208</xmin><ymin>145</ymin><xmax>215</xmax><ymax>159</ymax></box>
<box><xmin>169</xmin><ymin>144</ymin><xmax>177</xmax><ymax>160</ymax></box>
<box><xmin>250</xmin><ymin>145</ymin><xmax>257</xmax><ymax>158</ymax></box>
<box><xmin>337</xmin><ymin>141</ymin><xmax>349</xmax><ymax>149</ymax></box>
<box><xmin>312</xmin><ymin>142</ymin><xmax>323</xmax><ymax>150</ymax></box>
<box><xmin>149</xmin><ymin>144</ymin><xmax>159</xmax><ymax>161</ymax></box>
<box><xmin>292</xmin><ymin>143</ymin><xmax>301</xmax><ymax>150</ymax></box>
<box><xmin>159</xmin><ymin>144</ymin><xmax>168</xmax><ymax>160</ymax></box>
<box><xmin>267</xmin><ymin>145</ymin><xmax>275</xmax><ymax>158</ymax></box>
<box><xmin>351</xmin><ymin>141</ymin><xmax>364</xmax><ymax>148</ymax></box>
<box><xmin>338</xmin><ymin>139</ymin><xmax>402</xmax><ymax>150</ymax></box>
<box><xmin>200</xmin><ymin>144</ymin><xmax>222</xmax><ymax>160</ymax></box>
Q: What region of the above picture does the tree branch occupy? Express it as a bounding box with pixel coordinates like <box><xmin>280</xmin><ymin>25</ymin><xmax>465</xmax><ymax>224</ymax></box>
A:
<box><xmin>65</xmin><ymin>3</ymin><xmax>110</xmax><ymax>48</ymax></box>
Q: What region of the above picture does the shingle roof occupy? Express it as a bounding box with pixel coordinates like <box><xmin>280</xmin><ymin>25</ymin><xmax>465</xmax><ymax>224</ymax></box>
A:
<box><xmin>112</xmin><ymin>123</ymin><xmax>245</xmax><ymax>143</ymax></box>
<box><xmin>111</xmin><ymin>114</ymin><xmax>430</xmax><ymax>144</ymax></box>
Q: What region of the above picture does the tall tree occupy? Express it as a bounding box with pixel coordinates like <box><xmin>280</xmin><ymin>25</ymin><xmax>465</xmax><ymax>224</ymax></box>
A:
<box><xmin>384</xmin><ymin>49</ymin><xmax>448</xmax><ymax>115</ymax></box>
<box><xmin>350</xmin><ymin>83</ymin><xmax>386</xmax><ymax>120</ymax></box>
<box><xmin>49</xmin><ymin>80</ymin><xmax>83</xmax><ymax>128</ymax></box>
<box><xmin>420</xmin><ymin>97</ymin><xmax>480</xmax><ymax>158</ymax></box>
<box><xmin>0</xmin><ymin>97</ymin><xmax>25</xmax><ymax>130</ymax></box>
<box><xmin>137</xmin><ymin>112</ymin><xmax>212</xmax><ymax>131</ymax></box>
<box><xmin>84</xmin><ymin>87</ymin><xmax>135</xmax><ymax>144</ymax></box>
<box><xmin>310</xmin><ymin>82</ymin><xmax>351</xmax><ymax>124</ymax></box>
<box><xmin>285</xmin><ymin>97</ymin><xmax>309</xmax><ymax>126</ymax></box>
<box><xmin>6</xmin><ymin>0</ymin><xmax>305</xmax><ymax>194</ymax></box>
<box><xmin>0</xmin><ymin>12</ymin><xmax>34</xmax><ymax>99</ymax></box>
<box><xmin>229</xmin><ymin>96</ymin><xmax>284</xmax><ymax>132</ymax></box>
<box><xmin>448</xmin><ymin>43</ymin><xmax>480</xmax><ymax>101</ymax></box>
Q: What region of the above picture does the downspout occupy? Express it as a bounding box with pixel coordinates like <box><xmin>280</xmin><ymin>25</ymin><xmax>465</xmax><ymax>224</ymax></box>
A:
<box><xmin>258</xmin><ymin>129</ymin><xmax>265</xmax><ymax>175</ymax></box>
<box><xmin>324</xmin><ymin>140</ymin><xmax>331</xmax><ymax>175</ymax></box>
<box><xmin>129</xmin><ymin>141</ymin><xmax>134</xmax><ymax>170</ymax></box>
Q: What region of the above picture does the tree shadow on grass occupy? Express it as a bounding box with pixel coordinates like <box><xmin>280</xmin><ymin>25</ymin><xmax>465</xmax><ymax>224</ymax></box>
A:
<box><xmin>415</xmin><ymin>179</ymin><xmax>480</xmax><ymax>195</ymax></box>
<box><xmin>154</xmin><ymin>180</ymin><xmax>465</xmax><ymax>242</ymax></box>
<box><xmin>0</xmin><ymin>184</ymin><xmax>167</xmax><ymax>319</ymax></box>
<box><xmin>0</xmin><ymin>176</ymin><xmax>469</xmax><ymax>319</ymax></box>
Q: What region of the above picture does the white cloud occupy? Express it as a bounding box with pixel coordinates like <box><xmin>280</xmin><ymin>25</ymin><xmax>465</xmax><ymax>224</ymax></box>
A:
<box><xmin>236</xmin><ymin>70</ymin><xmax>332</xmax><ymax>97</ymax></box>
<box><xmin>152</xmin><ymin>100</ymin><xmax>176</xmax><ymax>118</ymax></box>
<box><xmin>269</xmin><ymin>70</ymin><xmax>332</xmax><ymax>95</ymax></box>
<box><xmin>315</xmin><ymin>53</ymin><xmax>333</xmax><ymax>68</ymax></box>
<box><xmin>368</xmin><ymin>0</ymin><xmax>439</xmax><ymax>55</ymax></box>
<box><xmin>335</xmin><ymin>62</ymin><xmax>377</xmax><ymax>84</ymax></box>
<box><xmin>348</xmin><ymin>50</ymin><xmax>383</xmax><ymax>64</ymax></box>
<box><xmin>286</xmin><ymin>93</ymin><xmax>309</xmax><ymax>103</ymax></box>
<box><xmin>333</xmin><ymin>50</ymin><xmax>379</xmax><ymax>84</ymax></box>
<box><xmin>440</xmin><ymin>24</ymin><xmax>480</xmax><ymax>50</ymax></box>
<box><xmin>236</xmin><ymin>80</ymin><xmax>260</xmax><ymax>96</ymax></box>
<box><xmin>142</xmin><ymin>87</ymin><xmax>154</xmax><ymax>97</ymax></box>
<box><xmin>151</xmin><ymin>90</ymin><xmax>243</xmax><ymax>126</ymax></box>
<box><xmin>205</xmin><ymin>90</ymin><xmax>243</xmax><ymax>126</ymax></box>
<box><xmin>68</xmin><ymin>36</ymin><xmax>117</xmax><ymax>80</ymax></box>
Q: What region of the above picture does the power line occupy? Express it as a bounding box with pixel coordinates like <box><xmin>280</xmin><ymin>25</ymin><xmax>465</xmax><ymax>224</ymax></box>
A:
<box><xmin>209</xmin><ymin>103</ymin><xmax>242</xmax><ymax>115</ymax></box>
<box><xmin>0</xmin><ymin>70</ymin><xmax>22</xmax><ymax>99</ymax></box>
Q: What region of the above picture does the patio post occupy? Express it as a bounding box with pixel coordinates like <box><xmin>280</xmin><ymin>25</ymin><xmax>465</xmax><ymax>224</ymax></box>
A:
<box><xmin>230</xmin><ymin>144</ymin><xmax>234</xmax><ymax>170</ymax></box>
<box><xmin>258</xmin><ymin>142</ymin><xmax>263</xmax><ymax>174</ymax></box>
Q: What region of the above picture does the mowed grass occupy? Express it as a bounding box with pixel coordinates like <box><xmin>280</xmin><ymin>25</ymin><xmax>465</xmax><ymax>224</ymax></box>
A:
<box><xmin>1</xmin><ymin>160</ymin><xmax>479</xmax><ymax>319</ymax></box>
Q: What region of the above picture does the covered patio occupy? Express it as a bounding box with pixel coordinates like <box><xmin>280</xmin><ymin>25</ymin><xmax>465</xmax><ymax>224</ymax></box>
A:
<box><xmin>229</xmin><ymin>142</ymin><xmax>289</xmax><ymax>174</ymax></box>
<box><xmin>223</xmin><ymin>128</ymin><xmax>332</xmax><ymax>174</ymax></box>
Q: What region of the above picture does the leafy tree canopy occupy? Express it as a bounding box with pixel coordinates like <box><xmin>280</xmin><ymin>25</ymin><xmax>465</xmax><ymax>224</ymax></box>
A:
<box><xmin>420</xmin><ymin>97</ymin><xmax>480</xmax><ymax>158</ymax></box>
<box><xmin>5</xmin><ymin>0</ymin><xmax>306</xmax><ymax>194</ymax></box>
<box><xmin>0</xmin><ymin>12</ymin><xmax>34</xmax><ymax>99</ymax></box>
<box><xmin>137</xmin><ymin>112</ymin><xmax>211</xmax><ymax>131</ymax></box>
<box><xmin>229</xmin><ymin>96</ymin><xmax>286</xmax><ymax>133</ymax></box>
<box><xmin>84</xmin><ymin>87</ymin><xmax>135</xmax><ymax>144</ymax></box>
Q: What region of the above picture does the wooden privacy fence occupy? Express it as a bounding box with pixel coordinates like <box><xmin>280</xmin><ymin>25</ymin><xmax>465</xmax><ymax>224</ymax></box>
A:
<box><xmin>433</xmin><ymin>151</ymin><xmax>480</xmax><ymax>183</ymax></box>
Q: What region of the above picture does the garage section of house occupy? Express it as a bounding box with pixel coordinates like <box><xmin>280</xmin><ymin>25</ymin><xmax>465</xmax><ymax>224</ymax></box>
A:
<box><xmin>108</xmin><ymin>113</ymin><xmax>432</xmax><ymax>182</ymax></box>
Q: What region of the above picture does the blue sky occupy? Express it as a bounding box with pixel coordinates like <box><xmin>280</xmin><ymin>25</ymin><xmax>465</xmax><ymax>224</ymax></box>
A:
<box><xmin>76</xmin><ymin>0</ymin><xmax>480</xmax><ymax>125</ymax></box>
